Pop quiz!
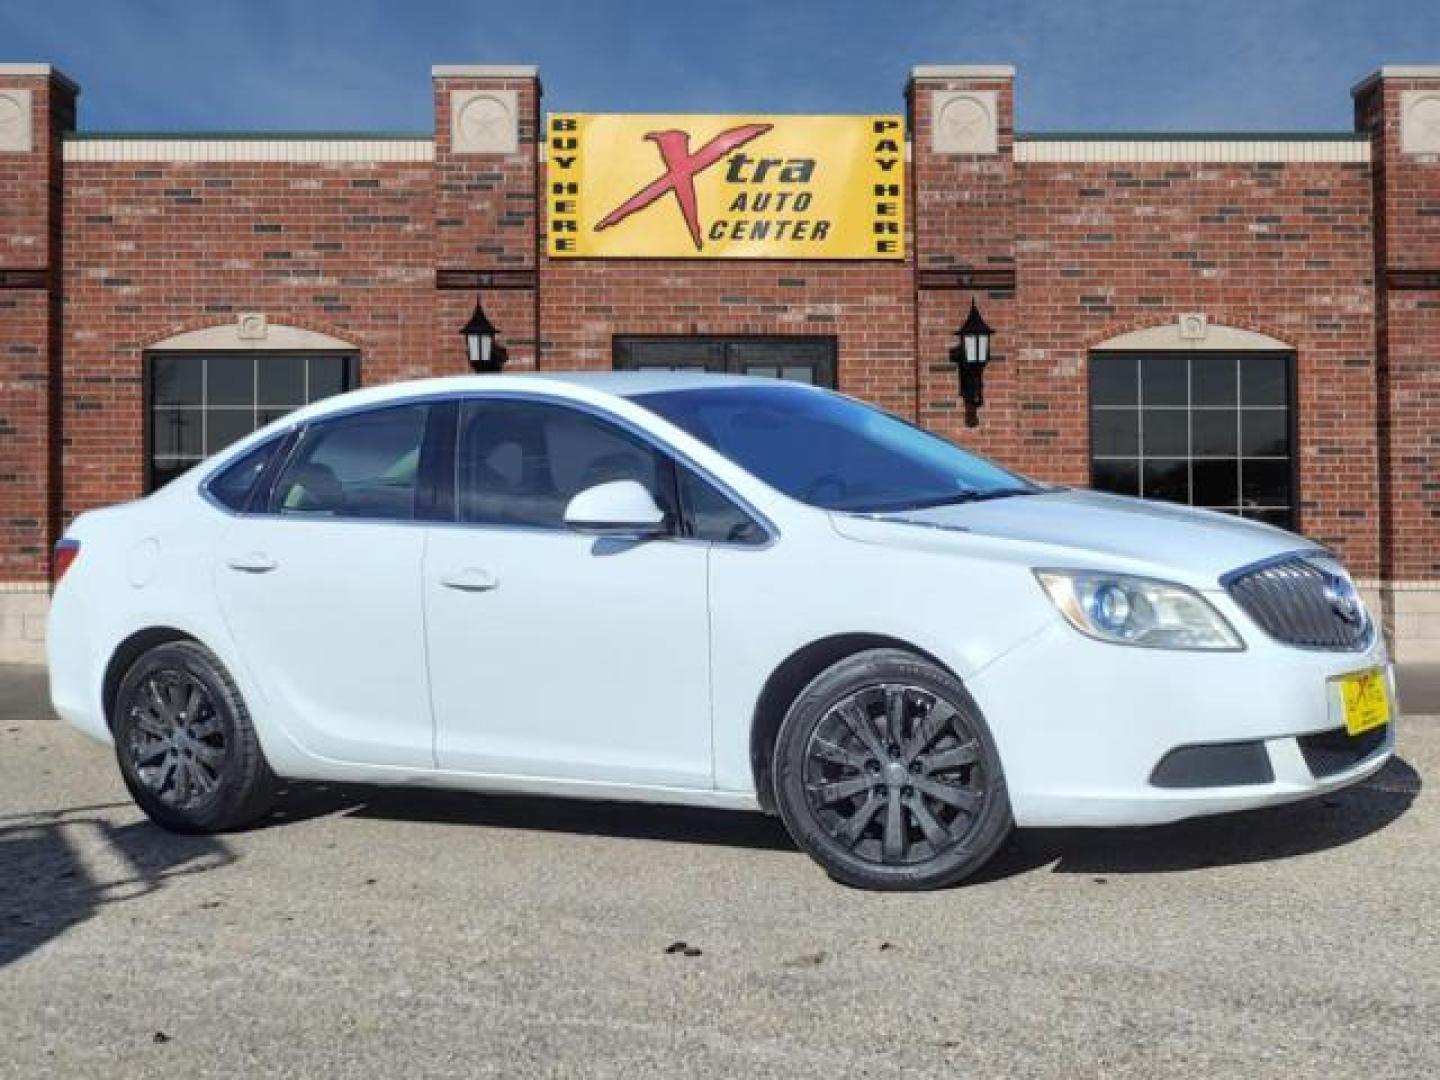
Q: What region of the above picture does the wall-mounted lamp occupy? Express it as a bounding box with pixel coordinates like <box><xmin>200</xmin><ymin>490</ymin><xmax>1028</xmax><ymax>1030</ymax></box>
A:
<box><xmin>948</xmin><ymin>299</ymin><xmax>994</xmax><ymax>427</ymax></box>
<box><xmin>461</xmin><ymin>294</ymin><xmax>508</xmax><ymax>373</ymax></box>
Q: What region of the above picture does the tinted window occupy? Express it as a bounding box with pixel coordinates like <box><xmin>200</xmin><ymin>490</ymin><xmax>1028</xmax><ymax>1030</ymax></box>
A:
<box><xmin>678</xmin><ymin>468</ymin><xmax>766</xmax><ymax>545</ymax></box>
<box><xmin>207</xmin><ymin>438</ymin><xmax>281</xmax><ymax>511</ymax></box>
<box><xmin>271</xmin><ymin>404</ymin><xmax>428</xmax><ymax>520</ymax></box>
<box><xmin>634</xmin><ymin>385</ymin><xmax>1033</xmax><ymax>513</ymax></box>
<box><xmin>146</xmin><ymin>352</ymin><xmax>358</xmax><ymax>492</ymax></box>
<box><xmin>457</xmin><ymin>400</ymin><xmax>673</xmax><ymax>529</ymax></box>
<box><xmin>1089</xmin><ymin>351</ymin><xmax>1294</xmax><ymax>529</ymax></box>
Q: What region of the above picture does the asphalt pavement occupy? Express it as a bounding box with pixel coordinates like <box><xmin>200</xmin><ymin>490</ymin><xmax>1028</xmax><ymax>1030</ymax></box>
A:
<box><xmin>1</xmin><ymin>664</ymin><xmax>1436</xmax><ymax>1078</ymax></box>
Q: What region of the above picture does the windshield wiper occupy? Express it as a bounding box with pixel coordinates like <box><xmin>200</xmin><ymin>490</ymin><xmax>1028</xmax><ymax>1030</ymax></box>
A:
<box><xmin>852</xmin><ymin>488</ymin><xmax>1033</xmax><ymax>514</ymax></box>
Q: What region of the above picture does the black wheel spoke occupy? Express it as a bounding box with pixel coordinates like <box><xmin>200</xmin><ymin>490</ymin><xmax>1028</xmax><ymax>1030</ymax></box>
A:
<box><xmin>912</xmin><ymin>775</ymin><xmax>982</xmax><ymax>812</ymax></box>
<box><xmin>923</xmin><ymin>740</ymin><xmax>979</xmax><ymax>774</ymax></box>
<box><xmin>910</xmin><ymin>796</ymin><xmax>952</xmax><ymax>850</ymax></box>
<box><xmin>836</xmin><ymin>701</ymin><xmax>885</xmax><ymax>759</ymax></box>
<box><xmin>811</xmin><ymin>775</ymin><xmax>876</xmax><ymax>805</ymax></box>
<box><xmin>885</xmin><ymin>687</ymin><xmax>906</xmax><ymax>748</ymax></box>
<box><xmin>902</xmin><ymin>700</ymin><xmax>956</xmax><ymax>761</ymax></box>
<box><xmin>810</xmin><ymin>737</ymin><xmax>869</xmax><ymax>772</ymax></box>
<box><xmin>835</xmin><ymin>792</ymin><xmax>883</xmax><ymax>847</ymax></box>
<box><xmin>882</xmin><ymin>792</ymin><xmax>906</xmax><ymax>862</ymax></box>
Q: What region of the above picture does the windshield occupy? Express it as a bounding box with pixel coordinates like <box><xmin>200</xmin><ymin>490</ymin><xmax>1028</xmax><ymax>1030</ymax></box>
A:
<box><xmin>633</xmin><ymin>384</ymin><xmax>1037</xmax><ymax>513</ymax></box>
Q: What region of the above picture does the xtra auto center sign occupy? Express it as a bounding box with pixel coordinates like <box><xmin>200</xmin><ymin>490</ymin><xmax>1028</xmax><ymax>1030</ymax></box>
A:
<box><xmin>546</xmin><ymin>114</ymin><xmax>905</xmax><ymax>259</ymax></box>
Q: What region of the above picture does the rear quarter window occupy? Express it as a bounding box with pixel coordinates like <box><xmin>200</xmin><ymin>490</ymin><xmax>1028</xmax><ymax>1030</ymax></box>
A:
<box><xmin>206</xmin><ymin>438</ymin><xmax>282</xmax><ymax>512</ymax></box>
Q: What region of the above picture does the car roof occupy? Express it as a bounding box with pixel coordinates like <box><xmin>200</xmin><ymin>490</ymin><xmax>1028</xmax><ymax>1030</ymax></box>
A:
<box><xmin>283</xmin><ymin>370</ymin><xmax>819</xmax><ymax>426</ymax></box>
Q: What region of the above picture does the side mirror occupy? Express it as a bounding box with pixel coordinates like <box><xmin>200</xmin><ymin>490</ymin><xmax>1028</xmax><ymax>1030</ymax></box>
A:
<box><xmin>563</xmin><ymin>479</ymin><xmax>667</xmax><ymax>537</ymax></box>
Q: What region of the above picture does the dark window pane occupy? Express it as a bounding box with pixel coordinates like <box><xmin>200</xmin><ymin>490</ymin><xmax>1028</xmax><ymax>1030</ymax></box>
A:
<box><xmin>205</xmin><ymin>408</ymin><xmax>255</xmax><ymax>455</ymax></box>
<box><xmin>1091</xmin><ymin>459</ymin><xmax>1139</xmax><ymax>497</ymax></box>
<box><xmin>151</xmin><ymin>356</ymin><xmax>203</xmax><ymax>407</ymax></box>
<box><xmin>745</xmin><ymin>365</ymin><xmax>780</xmax><ymax>379</ymax></box>
<box><xmin>1191</xmin><ymin>357</ymin><xmax>1237</xmax><ymax>407</ymax></box>
<box><xmin>152</xmin><ymin>409</ymin><xmax>203</xmax><ymax>457</ymax></box>
<box><xmin>306</xmin><ymin>356</ymin><xmax>354</xmax><ymax>402</ymax></box>
<box><xmin>1143</xmin><ymin>458</ymin><xmax>1189</xmax><ymax>503</ymax></box>
<box><xmin>680</xmin><ymin>468</ymin><xmax>765</xmax><ymax>545</ymax></box>
<box><xmin>780</xmin><ymin>365</ymin><xmax>815</xmax><ymax>384</ymax></box>
<box><xmin>1141</xmin><ymin>409</ymin><xmax>1188</xmax><ymax>457</ymax></box>
<box><xmin>1140</xmin><ymin>356</ymin><xmax>1187</xmax><ymax>406</ymax></box>
<box><xmin>258</xmin><ymin>355</ymin><xmax>307</xmax><ymax>408</ymax></box>
<box><xmin>1241</xmin><ymin>459</ymin><xmax>1291</xmax><ymax>506</ymax></box>
<box><xmin>457</xmin><ymin>400</ymin><xmax>670</xmax><ymax>529</ymax></box>
<box><xmin>258</xmin><ymin>407</ymin><xmax>297</xmax><ymax>427</ymax></box>
<box><xmin>207</xmin><ymin>438</ymin><xmax>279</xmax><ymax>511</ymax></box>
<box><xmin>1241</xmin><ymin>410</ymin><xmax>1289</xmax><ymax>457</ymax></box>
<box><xmin>1191</xmin><ymin>410</ymin><xmax>1237</xmax><ymax>457</ymax></box>
<box><xmin>1193</xmin><ymin>459</ymin><xmax>1240</xmax><ymax>507</ymax></box>
<box><xmin>206</xmin><ymin>356</ymin><xmax>255</xmax><ymax>408</ymax></box>
<box><xmin>620</xmin><ymin>339</ymin><xmax>725</xmax><ymax>369</ymax></box>
<box><xmin>1091</xmin><ymin>410</ymin><xmax>1139</xmax><ymax>457</ymax></box>
<box><xmin>273</xmin><ymin>404</ymin><xmax>428</xmax><ymax>519</ymax></box>
<box><xmin>1240</xmin><ymin>355</ymin><xmax>1289</xmax><ymax>406</ymax></box>
<box><xmin>1243</xmin><ymin>507</ymin><xmax>1295</xmax><ymax>529</ymax></box>
<box><xmin>1090</xmin><ymin>354</ymin><xmax>1138</xmax><ymax>407</ymax></box>
<box><xmin>150</xmin><ymin>458</ymin><xmax>198</xmax><ymax>490</ymax></box>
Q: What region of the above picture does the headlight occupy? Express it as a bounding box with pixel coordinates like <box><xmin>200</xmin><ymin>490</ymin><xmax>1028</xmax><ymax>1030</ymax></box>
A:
<box><xmin>1034</xmin><ymin>569</ymin><xmax>1244</xmax><ymax>651</ymax></box>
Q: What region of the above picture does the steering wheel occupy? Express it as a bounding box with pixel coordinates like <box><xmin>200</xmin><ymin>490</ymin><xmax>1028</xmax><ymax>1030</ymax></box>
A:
<box><xmin>804</xmin><ymin>473</ymin><xmax>849</xmax><ymax>507</ymax></box>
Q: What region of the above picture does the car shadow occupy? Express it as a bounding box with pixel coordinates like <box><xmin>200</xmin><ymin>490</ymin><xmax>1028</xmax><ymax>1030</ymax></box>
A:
<box><xmin>0</xmin><ymin>806</ymin><xmax>235</xmax><ymax>970</ymax></box>
<box><xmin>260</xmin><ymin>754</ymin><xmax>1421</xmax><ymax>883</ymax></box>
<box><xmin>974</xmin><ymin>754</ymin><xmax>1423</xmax><ymax>882</ymax></box>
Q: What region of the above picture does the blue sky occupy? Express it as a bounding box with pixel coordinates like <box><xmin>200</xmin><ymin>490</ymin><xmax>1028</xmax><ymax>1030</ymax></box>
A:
<box><xmin>3</xmin><ymin>0</ymin><xmax>1437</xmax><ymax>133</ymax></box>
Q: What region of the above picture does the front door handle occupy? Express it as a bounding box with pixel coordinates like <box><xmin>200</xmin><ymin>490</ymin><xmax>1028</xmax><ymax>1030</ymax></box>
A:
<box><xmin>440</xmin><ymin>567</ymin><xmax>500</xmax><ymax>592</ymax></box>
<box><xmin>226</xmin><ymin>552</ymin><xmax>277</xmax><ymax>574</ymax></box>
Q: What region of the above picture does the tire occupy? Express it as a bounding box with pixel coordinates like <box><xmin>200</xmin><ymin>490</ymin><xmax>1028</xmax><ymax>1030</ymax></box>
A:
<box><xmin>112</xmin><ymin>640</ymin><xmax>278</xmax><ymax>833</ymax></box>
<box><xmin>773</xmin><ymin>648</ymin><xmax>1012</xmax><ymax>891</ymax></box>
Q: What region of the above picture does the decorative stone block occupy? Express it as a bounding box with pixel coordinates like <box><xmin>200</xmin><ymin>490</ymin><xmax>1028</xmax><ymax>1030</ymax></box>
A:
<box><xmin>1178</xmin><ymin>313</ymin><xmax>1208</xmax><ymax>340</ymax></box>
<box><xmin>237</xmin><ymin>312</ymin><xmax>268</xmax><ymax>340</ymax></box>
<box><xmin>450</xmin><ymin>88</ymin><xmax>519</xmax><ymax>155</ymax></box>
<box><xmin>1400</xmin><ymin>90</ymin><xmax>1440</xmax><ymax>155</ymax></box>
<box><xmin>932</xmin><ymin>90</ymin><xmax>998</xmax><ymax>155</ymax></box>
<box><xmin>0</xmin><ymin>87</ymin><xmax>33</xmax><ymax>152</ymax></box>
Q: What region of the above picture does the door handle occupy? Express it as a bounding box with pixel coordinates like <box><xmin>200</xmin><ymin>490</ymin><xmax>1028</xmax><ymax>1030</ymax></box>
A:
<box><xmin>440</xmin><ymin>568</ymin><xmax>500</xmax><ymax>592</ymax></box>
<box><xmin>226</xmin><ymin>552</ymin><xmax>278</xmax><ymax>574</ymax></box>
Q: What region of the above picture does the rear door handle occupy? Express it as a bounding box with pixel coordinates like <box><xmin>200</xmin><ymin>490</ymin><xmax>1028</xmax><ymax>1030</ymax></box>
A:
<box><xmin>226</xmin><ymin>552</ymin><xmax>278</xmax><ymax>574</ymax></box>
<box><xmin>440</xmin><ymin>568</ymin><xmax>500</xmax><ymax>592</ymax></box>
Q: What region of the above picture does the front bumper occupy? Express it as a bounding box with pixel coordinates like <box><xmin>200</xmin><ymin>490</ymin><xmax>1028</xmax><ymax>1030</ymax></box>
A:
<box><xmin>966</xmin><ymin>613</ymin><xmax>1396</xmax><ymax>828</ymax></box>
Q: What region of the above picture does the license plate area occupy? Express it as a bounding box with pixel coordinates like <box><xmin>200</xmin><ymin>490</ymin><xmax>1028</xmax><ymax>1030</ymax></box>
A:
<box><xmin>1336</xmin><ymin>667</ymin><xmax>1390</xmax><ymax>736</ymax></box>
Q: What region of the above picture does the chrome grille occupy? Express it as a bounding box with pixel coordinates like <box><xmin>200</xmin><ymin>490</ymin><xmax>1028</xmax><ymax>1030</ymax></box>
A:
<box><xmin>1223</xmin><ymin>554</ymin><xmax>1371</xmax><ymax>651</ymax></box>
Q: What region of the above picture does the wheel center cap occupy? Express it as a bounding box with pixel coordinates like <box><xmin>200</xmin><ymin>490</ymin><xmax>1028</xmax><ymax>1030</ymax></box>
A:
<box><xmin>883</xmin><ymin>761</ymin><xmax>908</xmax><ymax>786</ymax></box>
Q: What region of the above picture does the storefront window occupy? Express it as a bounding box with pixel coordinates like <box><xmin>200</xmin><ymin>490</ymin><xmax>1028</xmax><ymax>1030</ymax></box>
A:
<box><xmin>614</xmin><ymin>336</ymin><xmax>836</xmax><ymax>388</ymax></box>
<box><xmin>145</xmin><ymin>352</ymin><xmax>358</xmax><ymax>492</ymax></box>
<box><xmin>1089</xmin><ymin>352</ymin><xmax>1295</xmax><ymax>529</ymax></box>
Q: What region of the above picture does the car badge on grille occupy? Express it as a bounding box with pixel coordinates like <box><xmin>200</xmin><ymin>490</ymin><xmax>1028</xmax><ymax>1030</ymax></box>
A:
<box><xmin>1322</xmin><ymin>573</ymin><xmax>1363</xmax><ymax>625</ymax></box>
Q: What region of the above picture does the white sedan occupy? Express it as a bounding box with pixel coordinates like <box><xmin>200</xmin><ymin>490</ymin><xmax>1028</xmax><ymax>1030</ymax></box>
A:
<box><xmin>48</xmin><ymin>373</ymin><xmax>1396</xmax><ymax>890</ymax></box>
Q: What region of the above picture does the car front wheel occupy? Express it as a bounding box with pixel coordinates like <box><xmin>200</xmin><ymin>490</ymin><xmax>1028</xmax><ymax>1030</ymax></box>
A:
<box><xmin>773</xmin><ymin>648</ymin><xmax>1012</xmax><ymax>890</ymax></box>
<box><xmin>112</xmin><ymin>640</ymin><xmax>277</xmax><ymax>833</ymax></box>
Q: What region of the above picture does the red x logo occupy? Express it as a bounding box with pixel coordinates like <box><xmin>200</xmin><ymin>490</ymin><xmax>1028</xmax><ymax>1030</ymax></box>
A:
<box><xmin>595</xmin><ymin>123</ymin><xmax>773</xmax><ymax>251</ymax></box>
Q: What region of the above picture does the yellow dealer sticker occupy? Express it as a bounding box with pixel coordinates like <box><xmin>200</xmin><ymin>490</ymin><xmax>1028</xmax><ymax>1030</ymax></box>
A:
<box><xmin>1338</xmin><ymin>668</ymin><xmax>1390</xmax><ymax>736</ymax></box>
<box><xmin>547</xmin><ymin>113</ymin><xmax>905</xmax><ymax>259</ymax></box>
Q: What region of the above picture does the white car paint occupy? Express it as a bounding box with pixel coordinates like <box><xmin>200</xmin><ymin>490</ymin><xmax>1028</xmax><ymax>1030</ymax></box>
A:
<box><xmin>48</xmin><ymin>372</ymin><xmax>1395</xmax><ymax>826</ymax></box>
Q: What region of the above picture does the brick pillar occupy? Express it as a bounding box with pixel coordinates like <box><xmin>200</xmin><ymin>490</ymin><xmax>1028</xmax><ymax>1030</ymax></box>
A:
<box><xmin>908</xmin><ymin>65</ymin><xmax>1021</xmax><ymax>460</ymax></box>
<box><xmin>1354</xmin><ymin>66</ymin><xmax>1440</xmax><ymax>661</ymax></box>
<box><xmin>430</xmin><ymin>65</ymin><xmax>541</xmax><ymax>374</ymax></box>
<box><xmin>0</xmin><ymin>64</ymin><xmax>76</xmax><ymax>661</ymax></box>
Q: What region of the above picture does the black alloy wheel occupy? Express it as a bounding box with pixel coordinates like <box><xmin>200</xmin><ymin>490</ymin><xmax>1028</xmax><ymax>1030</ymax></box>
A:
<box><xmin>773</xmin><ymin>649</ymin><xmax>1012</xmax><ymax>890</ymax></box>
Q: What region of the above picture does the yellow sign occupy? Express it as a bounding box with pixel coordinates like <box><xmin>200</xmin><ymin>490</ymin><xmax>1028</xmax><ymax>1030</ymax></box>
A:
<box><xmin>547</xmin><ymin>113</ymin><xmax>905</xmax><ymax>259</ymax></box>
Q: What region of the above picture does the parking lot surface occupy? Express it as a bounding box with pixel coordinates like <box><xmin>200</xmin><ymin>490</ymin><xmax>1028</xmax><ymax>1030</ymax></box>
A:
<box><xmin>2</xmin><ymin>664</ymin><xmax>1436</xmax><ymax>1078</ymax></box>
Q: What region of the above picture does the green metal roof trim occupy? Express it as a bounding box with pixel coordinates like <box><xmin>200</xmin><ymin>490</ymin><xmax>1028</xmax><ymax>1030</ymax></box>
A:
<box><xmin>65</xmin><ymin>131</ymin><xmax>433</xmax><ymax>141</ymax></box>
<box><xmin>1017</xmin><ymin>131</ymin><xmax>1369</xmax><ymax>142</ymax></box>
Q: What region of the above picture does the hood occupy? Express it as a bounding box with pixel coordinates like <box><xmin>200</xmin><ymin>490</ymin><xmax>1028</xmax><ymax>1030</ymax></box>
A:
<box><xmin>834</xmin><ymin>489</ymin><xmax>1322</xmax><ymax>587</ymax></box>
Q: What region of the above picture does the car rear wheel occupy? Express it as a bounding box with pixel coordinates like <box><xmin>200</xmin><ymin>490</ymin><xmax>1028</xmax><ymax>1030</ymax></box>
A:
<box><xmin>773</xmin><ymin>648</ymin><xmax>1012</xmax><ymax>890</ymax></box>
<box><xmin>112</xmin><ymin>640</ymin><xmax>277</xmax><ymax>833</ymax></box>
